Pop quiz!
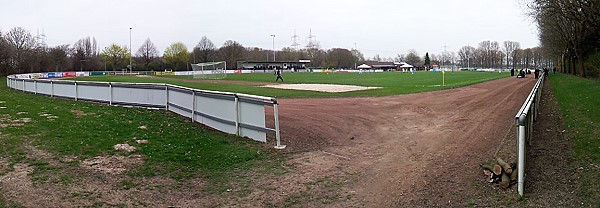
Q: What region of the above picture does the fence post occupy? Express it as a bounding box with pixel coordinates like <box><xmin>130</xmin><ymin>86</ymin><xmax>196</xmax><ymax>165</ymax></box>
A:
<box><xmin>109</xmin><ymin>82</ymin><xmax>113</xmax><ymax>105</ymax></box>
<box><xmin>192</xmin><ymin>91</ymin><xmax>196</xmax><ymax>122</ymax></box>
<box><xmin>273</xmin><ymin>100</ymin><xmax>285</xmax><ymax>149</ymax></box>
<box><xmin>518</xmin><ymin>123</ymin><xmax>526</xmax><ymax>196</ymax></box>
<box><xmin>22</xmin><ymin>80</ymin><xmax>25</xmax><ymax>92</ymax></box>
<box><xmin>34</xmin><ymin>80</ymin><xmax>37</xmax><ymax>94</ymax></box>
<box><xmin>50</xmin><ymin>80</ymin><xmax>54</xmax><ymax>97</ymax></box>
<box><xmin>234</xmin><ymin>94</ymin><xmax>240</xmax><ymax>136</ymax></box>
<box><xmin>165</xmin><ymin>85</ymin><xmax>169</xmax><ymax>110</ymax></box>
<box><xmin>74</xmin><ymin>82</ymin><xmax>78</xmax><ymax>101</ymax></box>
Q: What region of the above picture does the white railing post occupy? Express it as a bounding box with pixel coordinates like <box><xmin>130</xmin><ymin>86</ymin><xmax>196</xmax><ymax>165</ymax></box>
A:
<box><xmin>234</xmin><ymin>95</ymin><xmax>240</xmax><ymax>136</ymax></box>
<box><xmin>50</xmin><ymin>80</ymin><xmax>54</xmax><ymax>97</ymax></box>
<box><xmin>518</xmin><ymin>124</ymin><xmax>526</xmax><ymax>196</ymax></box>
<box><xmin>34</xmin><ymin>80</ymin><xmax>37</xmax><ymax>94</ymax></box>
<box><xmin>192</xmin><ymin>91</ymin><xmax>196</xmax><ymax>122</ymax></box>
<box><xmin>273</xmin><ymin>101</ymin><xmax>285</xmax><ymax>149</ymax></box>
<box><xmin>22</xmin><ymin>80</ymin><xmax>25</xmax><ymax>92</ymax></box>
<box><xmin>165</xmin><ymin>85</ymin><xmax>169</xmax><ymax>110</ymax></box>
<box><xmin>109</xmin><ymin>82</ymin><xmax>113</xmax><ymax>105</ymax></box>
<box><xmin>74</xmin><ymin>81</ymin><xmax>78</xmax><ymax>101</ymax></box>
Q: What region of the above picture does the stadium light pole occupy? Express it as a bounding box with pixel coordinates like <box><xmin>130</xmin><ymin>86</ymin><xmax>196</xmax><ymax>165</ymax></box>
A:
<box><xmin>270</xmin><ymin>34</ymin><xmax>275</xmax><ymax>62</ymax></box>
<box><xmin>129</xmin><ymin>27</ymin><xmax>132</xmax><ymax>73</ymax></box>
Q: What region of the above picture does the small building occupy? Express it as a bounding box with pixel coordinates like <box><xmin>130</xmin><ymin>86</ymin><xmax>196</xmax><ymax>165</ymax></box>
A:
<box><xmin>361</xmin><ymin>61</ymin><xmax>397</xmax><ymax>71</ymax></box>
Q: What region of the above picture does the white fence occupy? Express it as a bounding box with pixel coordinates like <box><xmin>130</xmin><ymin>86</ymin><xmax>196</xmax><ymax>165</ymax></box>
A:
<box><xmin>6</xmin><ymin>73</ymin><xmax>285</xmax><ymax>148</ymax></box>
<box><xmin>514</xmin><ymin>74</ymin><xmax>545</xmax><ymax>196</ymax></box>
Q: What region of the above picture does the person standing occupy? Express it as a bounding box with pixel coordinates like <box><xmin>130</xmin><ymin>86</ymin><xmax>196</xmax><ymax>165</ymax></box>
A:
<box><xmin>275</xmin><ymin>68</ymin><xmax>284</xmax><ymax>82</ymax></box>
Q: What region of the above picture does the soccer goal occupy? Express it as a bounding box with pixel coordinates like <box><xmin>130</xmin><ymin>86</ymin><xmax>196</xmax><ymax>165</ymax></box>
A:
<box><xmin>191</xmin><ymin>61</ymin><xmax>227</xmax><ymax>79</ymax></box>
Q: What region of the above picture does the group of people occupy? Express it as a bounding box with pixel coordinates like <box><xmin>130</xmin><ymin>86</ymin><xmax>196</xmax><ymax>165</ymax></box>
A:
<box><xmin>510</xmin><ymin>68</ymin><xmax>550</xmax><ymax>79</ymax></box>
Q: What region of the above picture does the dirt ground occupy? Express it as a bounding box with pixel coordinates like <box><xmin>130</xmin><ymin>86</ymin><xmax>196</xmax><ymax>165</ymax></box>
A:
<box><xmin>3</xmin><ymin>75</ymin><xmax>579</xmax><ymax>207</ymax></box>
<box><xmin>260</xmin><ymin>76</ymin><xmax>538</xmax><ymax>206</ymax></box>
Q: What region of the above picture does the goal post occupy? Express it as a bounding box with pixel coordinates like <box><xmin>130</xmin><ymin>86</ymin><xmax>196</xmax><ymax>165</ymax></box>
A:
<box><xmin>191</xmin><ymin>61</ymin><xmax>227</xmax><ymax>79</ymax></box>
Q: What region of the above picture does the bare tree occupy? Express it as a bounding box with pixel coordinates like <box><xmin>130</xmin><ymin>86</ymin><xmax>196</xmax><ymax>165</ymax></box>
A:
<box><xmin>73</xmin><ymin>36</ymin><xmax>100</xmax><ymax>71</ymax></box>
<box><xmin>528</xmin><ymin>0</ymin><xmax>598</xmax><ymax>77</ymax></box>
<box><xmin>5</xmin><ymin>27</ymin><xmax>36</xmax><ymax>72</ymax></box>
<box><xmin>0</xmin><ymin>30</ymin><xmax>13</xmax><ymax>75</ymax></box>
<box><xmin>218</xmin><ymin>40</ymin><xmax>244</xmax><ymax>69</ymax></box>
<box><xmin>405</xmin><ymin>49</ymin><xmax>422</xmax><ymax>66</ymax></box>
<box><xmin>458</xmin><ymin>46</ymin><xmax>476</xmax><ymax>68</ymax></box>
<box><xmin>502</xmin><ymin>41</ymin><xmax>520</xmax><ymax>69</ymax></box>
<box><xmin>323</xmin><ymin>48</ymin><xmax>355</xmax><ymax>68</ymax></box>
<box><xmin>136</xmin><ymin>38</ymin><xmax>159</xmax><ymax>70</ymax></box>
<box><xmin>49</xmin><ymin>45</ymin><xmax>70</xmax><ymax>72</ymax></box>
<box><xmin>302</xmin><ymin>47</ymin><xmax>326</xmax><ymax>67</ymax></box>
<box><xmin>193</xmin><ymin>36</ymin><xmax>216</xmax><ymax>63</ymax></box>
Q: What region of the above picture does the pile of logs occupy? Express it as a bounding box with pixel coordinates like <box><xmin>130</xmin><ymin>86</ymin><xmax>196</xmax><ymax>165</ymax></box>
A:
<box><xmin>481</xmin><ymin>158</ymin><xmax>517</xmax><ymax>189</ymax></box>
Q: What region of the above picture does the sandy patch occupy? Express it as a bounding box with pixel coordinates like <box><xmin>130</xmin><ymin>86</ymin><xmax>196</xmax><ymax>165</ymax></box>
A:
<box><xmin>39</xmin><ymin>113</ymin><xmax>52</xmax><ymax>117</ymax></box>
<box><xmin>114</xmin><ymin>143</ymin><xmax>136</xmax><ymax>152</ymax></box>
<box><xmin>0</xmin><ymin>115</ymin><xmax>31</xmax><ymax>128</ymax></box>
<box><xmin>136</xmin><ymin>139</ymin><xmax>149</xmax><ymax>144</ymax></box>
<box><xmin>80</xmin><ymin>155</ymin><xmax>143</xmax><ymax>174</ymax></box>
<box><xmin>262</xmin><ymin>84</ymin><xmax>381</xmax><ymax>93</ymax></box>
<box><xmin>71</xmin><ymin>109</ymin><xmax>93</xmax><ymax>117</ymax></box>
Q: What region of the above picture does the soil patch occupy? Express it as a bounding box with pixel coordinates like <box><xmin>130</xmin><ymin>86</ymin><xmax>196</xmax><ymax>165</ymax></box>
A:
<box><xmin>71</xmin><ymin>109</ymin><xmax>94</xmax><ymax>117</ymax></box>
<box><xmin>80</xmin><ymin>155</ymin><xmax>143</xmax><ymax>174</ymax></box>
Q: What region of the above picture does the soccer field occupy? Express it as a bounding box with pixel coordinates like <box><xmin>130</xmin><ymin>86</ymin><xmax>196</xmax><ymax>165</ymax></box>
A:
<box><xmin>70</xmin><ymin>71</ymin><xmax>509</xmax><ymax>98</ymax></box>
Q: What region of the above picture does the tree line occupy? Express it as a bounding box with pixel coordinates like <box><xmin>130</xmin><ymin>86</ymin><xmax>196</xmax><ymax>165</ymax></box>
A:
<box><xmin>0</xmin><ymin>26</ymin><xmax>548</xmax><ymax>76</ymax></box>
<box><xmin>528</xmin><ymin>0</ymin><xmax>600</xmax><ymax>77</ymax></box>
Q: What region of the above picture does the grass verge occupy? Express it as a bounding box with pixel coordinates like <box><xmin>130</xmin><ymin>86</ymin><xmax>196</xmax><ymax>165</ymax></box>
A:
<box><xmin>69</xmin><ymin>71</ymin><xmax>508</xmax><ymax>98</ymax></box>
<box><xmin>549</xmin><ymin>73</ymin><xmax>600</xmax><ymax>206</ymax></box>
<box><xmin>0</xmin><ymin>76</ymin><xmax>285</xmax><ymax>196</ymax></box>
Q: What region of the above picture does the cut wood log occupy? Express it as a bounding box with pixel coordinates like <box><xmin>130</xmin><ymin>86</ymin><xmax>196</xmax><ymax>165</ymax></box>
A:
<box><xmin>492</xmin><ymin>164</ymin><xmax>503</xmax><ymax>176</ymax></box>
<box><xmin>499</xmin><ymin>172</ymin><xmax>511</xmax><ymax>189</ymax></box>
<box><xmin>483</xmin><ymin>169</ymin><xmax>492</xmax><ymax>177</ymax></box>
<box><xmin>510</xmin><ymin>167</ymin><xmax>518</xmax><ymax>182</ymax></box>
<box><xmin>496</xmin><ymin>158</ymin><xmax>513</xmax><ymax>174</ymax></box>
<box><xmin>481</xmin><ymin>162</ymin><xmax>495</xmax><ymax>172</ymax></box>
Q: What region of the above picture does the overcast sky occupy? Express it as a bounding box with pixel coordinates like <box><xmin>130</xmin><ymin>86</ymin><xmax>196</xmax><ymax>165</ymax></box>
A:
<box><xmin>0</xmin><ymin>0</ymin><xmax>538</xmax><ymax>59</ymax></box>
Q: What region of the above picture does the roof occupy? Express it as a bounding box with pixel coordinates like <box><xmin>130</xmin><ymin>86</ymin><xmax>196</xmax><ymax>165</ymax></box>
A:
<box><xmin>357</xmin><ymin>64</ymin><xmax>372</xmax><ymax>69</ymax></box>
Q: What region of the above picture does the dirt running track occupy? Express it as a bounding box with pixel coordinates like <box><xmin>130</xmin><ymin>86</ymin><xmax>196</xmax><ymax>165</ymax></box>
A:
<box><xmin>266</xmin><ymin>76</ymin><xmax>537</xmax><ymax>206</ymax></box>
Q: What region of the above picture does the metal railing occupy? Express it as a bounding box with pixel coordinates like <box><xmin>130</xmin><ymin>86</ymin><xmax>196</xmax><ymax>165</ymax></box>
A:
<box><xmin>515</xmin><ymin>74</ymin><xmax>545</xmax><ymax>196</ymax></box>
<box><xmin>6</xmin><ymin>72</ymin><xmax>285</xmax><ymax>149</ymax></box>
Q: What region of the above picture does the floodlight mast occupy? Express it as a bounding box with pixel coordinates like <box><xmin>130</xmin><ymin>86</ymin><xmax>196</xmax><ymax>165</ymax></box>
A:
<box><xmin>129</xmin><ymin>27</ymin><xmax>132</xmax><ymax>73</ymax></box>
<box><xmin>271</xmin><ymin>34</ymin><xmax>276</xmax><ymax>61</ymax></box>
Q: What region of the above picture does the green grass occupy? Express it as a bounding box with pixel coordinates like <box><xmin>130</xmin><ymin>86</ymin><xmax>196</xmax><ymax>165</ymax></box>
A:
<box><xmin>549</xmin><ymin>73</ymin><xmax>600</xmax><ymax>206</ymax></box>
<box><xmin>68</xmin><ymin>71</ymin><xmax>508</xmax><ymax>98</ymax></box>
<box><xmin>0</xmin><ymin>76</ymin><xmax>283</xmax><ymax>184</ymax></box>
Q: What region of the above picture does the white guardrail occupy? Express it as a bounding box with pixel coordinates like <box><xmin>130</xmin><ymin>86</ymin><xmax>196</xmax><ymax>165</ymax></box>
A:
<box><xmin>514</xmin><ymin>73</ymin><xmax>544</xmax><ymax>196</ymax></box>
<box><xmin>6</xmin><ymin>72</ymin><xmax>285</xmax><ymax>149</ymax></box>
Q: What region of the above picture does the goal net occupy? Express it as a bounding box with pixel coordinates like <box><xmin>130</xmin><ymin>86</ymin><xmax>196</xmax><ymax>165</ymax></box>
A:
<box><xmin>191</xmin><ymin>61</ymin><xmax>227</xmax><ymax>79</ymax></box>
